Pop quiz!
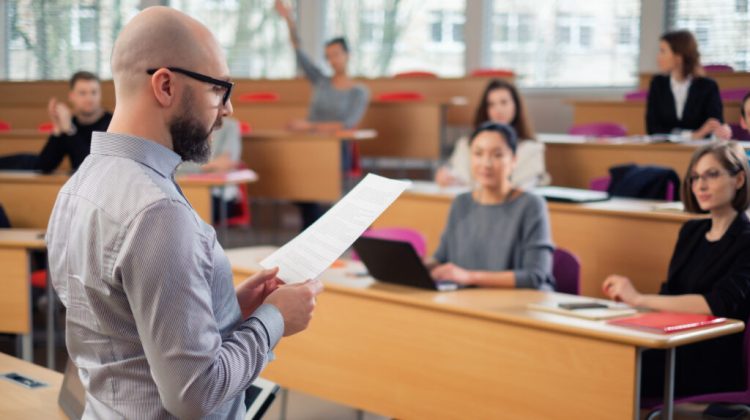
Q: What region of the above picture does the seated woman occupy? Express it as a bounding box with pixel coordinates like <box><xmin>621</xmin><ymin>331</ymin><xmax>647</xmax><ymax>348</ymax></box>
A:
<box><xmin>603</xmin><ymin>141</ymin><xmax>750</xmax><ymax>398</ymax></box>
<box><xmin>430</xmin><ymin>122</ymin><xmax>555</xmax><ymax>290</ymax></box>
<box><xmin>646</xmin><ymin>30</ymin><xmax>731</xmax><ymax>140</ymax></box>
<box><xmin>435</xmin><ymin>79</ymin><xmax>549</xmax><ymax>190</ymax></box>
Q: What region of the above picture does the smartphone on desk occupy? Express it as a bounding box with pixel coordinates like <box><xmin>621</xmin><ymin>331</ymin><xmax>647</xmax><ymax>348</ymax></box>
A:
<box><xmin>558</xmin><ymin>302</ymin><xmax>609</xmax><ymax>310</ymax></box>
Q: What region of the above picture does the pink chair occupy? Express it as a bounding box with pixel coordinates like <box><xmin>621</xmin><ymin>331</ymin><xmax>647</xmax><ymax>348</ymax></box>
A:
<box><xmin>553</xmin><ymin>248</ymin><xmax>580</xmax><ymax>295</ymax></box>
<box><xmin>375</xmin><ymin>91</ymin><xmax>425</xmax><ymax>102</ymax></box>
<box><xmin>393</xmin><ymin>71</ymin><xmax>438</xmax><ymax>79</ymax></box>
<box><xmin>730</xmin><ymin>123</ymin><xmax>750</xmax><ymax>141</ymax></box>
<box><xmin>569</xmin><ymin>122</ymin><xmax>627</xmax><ymax>137</ymax></box>
<box><xmin>720</xmin><ymin>88</ymin><xmax>750</xmax><ymax>102</ymax></box>
<box><xmin>470</xmin><ymin>68</ymin><xmax>515</xmax><ymax>78</ymax></box>
<box><xmin>589</xmin><ymin>176</ymin><xmax>611</xmax><ymax>192</ymax></box>
<box><xmin>352</xmin><ymin>227</ymin><xmax>427</xmax><ymax>260</ymax></box>
<box><xmin>624</xmin><ymin>90</ymin><xmax>648</xmax><ymax>101</ymax></box>
<box><xmin>704</xmin><ymin>64</ymin><xmax>734</xmax><ymax>73</ymax></box>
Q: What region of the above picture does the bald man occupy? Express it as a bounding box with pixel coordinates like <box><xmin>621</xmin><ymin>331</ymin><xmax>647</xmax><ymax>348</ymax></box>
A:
<box><xmin>46</xmin><ymin>7</ymin><xmax>322</xmax><ymax>419</ymax></box>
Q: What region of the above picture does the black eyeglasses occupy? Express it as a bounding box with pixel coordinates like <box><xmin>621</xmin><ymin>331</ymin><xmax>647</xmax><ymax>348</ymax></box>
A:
<box><xmin>146</xmin><ymin>67</ymin><xmax>234</xmax><ymax>106</ymax></box>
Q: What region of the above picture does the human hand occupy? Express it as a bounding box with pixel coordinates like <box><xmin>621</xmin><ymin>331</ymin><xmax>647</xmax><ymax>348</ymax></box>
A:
<box><xmin>274</xmin><ymin>0</ymin><xmax>291</xmax><ymax>19</ymax></box>
<box><xmin>434</xmin><ymin>166</ymin><xmax>458</xmax><ymax>187</ymax></box>
<box><xmin>265</xmin><ymin>279</ymin><xmax>324</xmax><ymax>336</ymax></box>
<box><xmin>235</xmin><ymin>267</ymin><xmax>283</xmax><ymax>319</ymax></box>
<box><xmin>287</xmin><ymin>119</ymin><xmax>313</xmax><ymax>132</ymax></box>
<box><xmin>713</xmin><ymin>123</ymin><xmax>733</xmax><ymax>140</ymax></box>
<box><xmin>430</xmin><ymin>263</ymin><xmax>473</xmax><ymax>286</ymax></box>
<box><xmin>602</xmin><ymin>274</ymin><xmax>641</xmax><ymax>306</ymax></box>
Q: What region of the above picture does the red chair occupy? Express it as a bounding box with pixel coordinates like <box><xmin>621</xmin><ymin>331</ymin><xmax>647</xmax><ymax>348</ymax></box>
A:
<box><xmin>470</xmin><ymin>68</ymin><xmax>515</xmax><ymax>78</ymax></box>
<box><xmin>552</xmin><ymin>248</ymin><xmax>580</xmax><ymax>295</ymax></box>
<box><xmin>237</xmin><ymin>92</ymin><xmax>280</xmax><ymax>103</ymax></box>
<box><xmin>393</xmin><ymin>71</ymin><xmax>438</xmax><ymax>79</ymax></box>
<box><xmin>375</xmin><ymin>92</ymin><xmax>425</xmax><ymax>102</ymax></box>
<box><xmin>38</xmin><ymin>122</ymin><xmax>54</xmax><ymax>133</ymax></box>
<box><xmin>225</xmin><ymin>163</ymin><xmax>253</xmax><ymax>227</ymax></box>
<box><xmin>239</xmin><ymin>121</ymin><xmax>252</xmax><ymax>135</ymax></box>
<box><xmin>352</xmin><ymin>227</ymin><xmax>428</xmax><ymax>260</ymax></box>
<box><xmin>0</xmin><ymin>120</ymin><xmax>11</xmax><ymax>132</ymax></box>
<box><xmin>703</xmin><ymin>64</ymin><xmax>734</xmax><ymax>73</ymax></box>
<box><xmin>569</xmin><ymin>122</ymin><xmax>627</xmax><ymax>137</ymax></box>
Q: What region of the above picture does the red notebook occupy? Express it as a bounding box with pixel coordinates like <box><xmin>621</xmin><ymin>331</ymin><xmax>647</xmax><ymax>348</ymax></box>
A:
<box><xmin>608</xmin><ymin>312</ymin><xmax>726</xmax><ymax>333</ymax></box>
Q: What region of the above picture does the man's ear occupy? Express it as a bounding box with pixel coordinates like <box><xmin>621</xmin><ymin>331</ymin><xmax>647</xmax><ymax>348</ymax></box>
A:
<box><xmin>150</xmin><ymin>69</ymin><xmax>176</xmax><ymax>108</ymax></box>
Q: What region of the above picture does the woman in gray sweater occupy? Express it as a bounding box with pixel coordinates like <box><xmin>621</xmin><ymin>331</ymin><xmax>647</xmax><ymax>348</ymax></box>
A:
<box><xmin>431</xmin><ymin>123</ymin><xmax>555</xmax><ymax>290</ymax></box>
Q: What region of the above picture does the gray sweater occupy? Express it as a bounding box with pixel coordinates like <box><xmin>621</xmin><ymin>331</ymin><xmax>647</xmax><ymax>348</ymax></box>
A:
<box><xmin>296</xmin><ymin>49</ymin><xmax>370</xmax><ymax>128</ymax></box>
<box><xmin>433</xmin><ymin>191</ymin><xmax>555</xmax><ymax>290</ymax></box>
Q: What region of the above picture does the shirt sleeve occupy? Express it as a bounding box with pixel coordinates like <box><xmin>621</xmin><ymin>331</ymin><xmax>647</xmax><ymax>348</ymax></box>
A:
<box><xmin>447</xmin><ymin>137</ymin><xmax>472</xmax><ymax>185</ymax></box>
<box><xmin>343</xmin><ymin>86</ymin><xmax>371</xmax><ymax>128</ymax></box>
<box><xmin>703</xmin><ymin>79</ymin><xmax>724</xmax><ymax>124</ymax></box>
<box><xmin>511</xmin><ymin>141</ymin><xmax>548</xmax><ymax>189</ymax></box>
<box><xmin>703</xmin><ymin>240</ymin><xmax>750</xmax><ymax>321</ymax></box>
<box><xmin>35</xmin><ymin>134</ymin><xmax>66</xmax><ymax>173</ymax></box>
<box><xmin>513</xmin><ymin>195</ymin><xmax>555</xmax><ymax>289</ymax></box>
<box><xmin>646</xmin><ymin>77</ymin><xmax>671</xmax><ymax>135</ymax></box>
<box><xmin>296</xmin><ymin>48</ymin><xmax>324</xmax><ymax>84</ymax></box>
<box><xmin>117</xmin><ymin>199</ymin><xmax>283</xmax><ymax>419</ymax></box>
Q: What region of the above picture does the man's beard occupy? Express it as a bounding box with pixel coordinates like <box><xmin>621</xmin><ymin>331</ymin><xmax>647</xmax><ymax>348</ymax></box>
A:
<box><xmin>169</xmin><ymin>88</ymin><xmax>219</xmax><ymax>164</ymax></box>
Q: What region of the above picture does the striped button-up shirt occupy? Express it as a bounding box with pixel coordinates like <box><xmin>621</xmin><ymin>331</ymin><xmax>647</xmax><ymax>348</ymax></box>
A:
<box><xmin>47</xmin><ymin>132</ymin><xmax>283</xmax><ymax>419</ymax></box>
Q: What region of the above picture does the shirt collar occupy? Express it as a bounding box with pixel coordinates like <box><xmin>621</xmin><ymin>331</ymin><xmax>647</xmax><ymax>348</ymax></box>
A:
<box><xmin>90</xmin><ymin>131</ymin><xmax>182</xmax><ymax>178</ymax></box>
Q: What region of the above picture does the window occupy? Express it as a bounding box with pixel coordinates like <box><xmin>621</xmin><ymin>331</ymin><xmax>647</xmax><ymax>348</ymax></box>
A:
<box><xmin>72</xmin><ymin>5</ymin><xmax>98</xmax><ymax>51</ymax></box>
<box><xmin>325</xmin><ymin>0</ymin><xmax>466</xmax><ymax>77</ymax></box>
<box><xmin>667</xmin><ymin>0</ymin><xmax>750</xmax><ymax>70</ymax></box>
<box><xmin>490</xmin><ymin>0</ymin><xmax>641</xmax><ymax>87</ymax></box>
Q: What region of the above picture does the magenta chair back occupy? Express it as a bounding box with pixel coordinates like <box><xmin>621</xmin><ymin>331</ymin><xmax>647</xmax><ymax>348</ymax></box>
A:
<box><xmin>552</xmin><ymin>248</ymin><xmax>581</xmax><ymax>295</ymax></box>
<box><xmin>569</xmin><ymin>122</ymin><xmax>627</xmax><ymax>137</ymax></box>
<box><xmin>352</xmin><ymin>227</ymin><xmax>428</xmax><ymax>260</ymax></box>
<box><xmin>721</xmin><ymin>88</ymin><xmax>750</xmax><ymax>102</ymax></box>
<box><xmin>704</xmin><ymin>64</ymin><xmax>734</xmax><ymax>72</ymax></box>
<box><xmin>624</xmin><ymin>90</ymin><xmax>648</xmax><ymax>101</ymax></box>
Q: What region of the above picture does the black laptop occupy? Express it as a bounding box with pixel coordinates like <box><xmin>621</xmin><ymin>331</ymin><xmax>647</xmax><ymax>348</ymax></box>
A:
<box><xmin>352</xmin><ymin>236</ymin><xmax>459</xmax><ymax>291</ymax></box>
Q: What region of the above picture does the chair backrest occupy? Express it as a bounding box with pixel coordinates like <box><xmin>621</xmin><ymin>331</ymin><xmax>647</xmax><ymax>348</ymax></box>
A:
<box><xmin>239</xmin><ymin>121</ymin><xmax>252</xmax><ymax>135</ymax></box>
<box><xmin>375</xmin><ymin>91</ymin><xmax>425</xmax><ymax>102</ymax></box>
<box><xmin>0</xmin><ymin>120</ymin><xmax>11</xmax><ymax>132</ymax></box>
<box><xmin>730</xmin><ymin>123</ymin><xmax>750</xmax><ymax>141</ymax></box>
<box><xmin>237</xmin><ymin>92</ymin><xmax>280</xmax><ymax>103</ymax></box>
<box><xmin>589</xmin><ymin>176</ymin><xmax>611</xmax><ymax>192</ymax></box>
<box><xmin>470</xmin><ymin>68</ymin><xmax>515</xmax><ymax>78</ymax></box>
<box><xmin>569</xmin><ymin>122</ymin><xmax>627</xmax><ymax>137</ymax></box>
<box><xmin>552</xmin><ymin>248</ymin><xmax>580</xmax><ymax>295</ymax></box>
<box><xmin>38</xmin><ymin>121</ymin><xmax>54</xmax><ymax>133</ymax></box>
<box><xmin>352</xmin><ymin>227</ymin><xmax>428</xmax><ymax>260</ymax></box>
<box><xmin>393</xmin><ymin>71</ymin><xmax>438</xmax><ymax>79</ymax></box>
<box><xmin>720</xmin><ymin>88</ymin><xmax>750</xmax><ymax>102</ymax></box>
<box><xmin>623</xmin><ymin>90</ymin><xmax>648</xmax><ymax>101</ymax></box>
<box><xmin>704</xmin><ymin>64</ymin><xmax>734</xmax><ymax>73</ymax></box>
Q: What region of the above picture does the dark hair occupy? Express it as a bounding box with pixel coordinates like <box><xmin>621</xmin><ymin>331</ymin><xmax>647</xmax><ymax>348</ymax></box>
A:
<box><xmin>473</xmin><ymin>79</ymin><xmax>534</xmax><ymax>140</ymax></box>
<box><xmin>661</xmin><ymin>30</ymin><xmax>703</xmax><ymax>78</ymax></box>
<box><xmin>682</xmin><ymin>141</ymin><xmax>750</xmax><ymax>213</ymax></box>
<box><xmin>741</xmin><ymin>91</ymin><xmax>750</xmax><ymax>119</ymax></box>
<box><xmin>468</xmin><ymin>122</ymin><xmax>518</xmax><ymax>154</ymax></box>
<box><xmin>325</xmin><ymin>37</ymin><xmax>349</xmax><ymax>54</ymax></box>
<box><xmin>69</xmin><ymin>71</ymin><xmax>99</xmax><ymax>89</ymax></box>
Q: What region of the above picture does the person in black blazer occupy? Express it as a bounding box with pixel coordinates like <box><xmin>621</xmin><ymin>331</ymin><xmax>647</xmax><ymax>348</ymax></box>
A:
<box><xmin>604</xmin><ymin>141</ymin><xmax>750</xmax><ymax>398</ymax></box>
<box><xmin>646</xmin><ymin>30</ymin><xmax>732</xmax><ymax>140</ymax></box>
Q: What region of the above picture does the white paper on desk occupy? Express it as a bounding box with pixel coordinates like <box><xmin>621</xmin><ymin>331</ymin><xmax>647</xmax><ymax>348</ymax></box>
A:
<box><xmin>260</xmin><ymin>174</ymin><xmax>411</xmax><ymax>283</ymax></box>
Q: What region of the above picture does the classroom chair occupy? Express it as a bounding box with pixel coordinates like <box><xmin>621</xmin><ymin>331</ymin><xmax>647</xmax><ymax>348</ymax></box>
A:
<box><xmin>237</xmin><ymin>92</ymin><xmax>280</xmax><ymax>103</ymax></box>
<box><xmin>375</xmin><ymin>91</ymin><xmax>425</xmax><ymax>102</ymax></box>
<box><xmin>224</xmin><ymin>163</ymin><xmax>253</xmax><ymax>228</ymax></box>
<box><xmin>642</xmin><ymin>315</ymin><xmax>750</xmax><ymax>419</ymax></box>
<box><xmin>730</xmin><ymin>123</ymin><xmax>750</xmax><ymax>141</ymax></box>
<box><xmin>393</xmin><ymin>71</ymin><xmax>438</xmax><ymax>79</ymax></box>
<box><xmin>239</xmin><ymin>121</ymin><xmax>252</xmax><ymax>135</ymax></box>
<box><xmin>552</xmin><ymin>248</ymin><xmax>581</xmax><ymax>295</ymax></box>
<box><xmin>703</xmin><ymin>64</ymin><xmax>734</xmax><ymax>73</ymax></box>
<box><xmin>720</xmin><ymin>88</ymin><xmax>750</xmax><ymax>102</ymax></box>
<box><xmin>469</xmin><ymin>68</ymin><xmax>515</xmax><ymax>78</ymax></box>
<box><xmin>351</xmin><ymin>227</ymin><xmax>427</xmax><ymax>260</ymax></box>
<box><xmin>624</xmin><ymin>90</ymin><xmax>648</xmax><ymax>101</ymax></box>
<box><xmin>569</xmin><ymin>122</ymin><xmax>627</xmax><ymax>137</ymax></box>
<box><xmin>38</xmin><ymin>122</ymin><xmax>54</xmax><ymax>133</ymax></box>
<box><xmin>0</xmin><ymin>120</ymin><xmax>11</xmax><ymax>132</ymax></box>
<box><xmin>589</xmin><ymin>176</ymin><xmax>611</xmax><ymax>192</ymax></box>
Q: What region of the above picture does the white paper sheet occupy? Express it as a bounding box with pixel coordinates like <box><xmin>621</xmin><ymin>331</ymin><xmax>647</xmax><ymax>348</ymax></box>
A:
<box><xmin>260</xmin><ymin>174</ymin><xmax>411</xmax><ymax>283</ymax></box>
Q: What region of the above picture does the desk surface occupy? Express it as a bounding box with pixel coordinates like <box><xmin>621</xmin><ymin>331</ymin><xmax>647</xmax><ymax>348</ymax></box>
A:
<box><xmin>0</xmin><ymin>228</ymin><xmax>46</xmax><ymax>249</ymax></box>
<box><xmin>0</xmin><ymin>352</ymin><xmax>65</xmax><ymax>419</ymax></box>
<box><xmin>244</xmin><ymin>128</ymin><xmax>377</xmax><ymax>141</ymax></box>
<box><xmin>226</xmin><ymin>247</ymin><xmax>744</xmax><ymax>350</ymax></box>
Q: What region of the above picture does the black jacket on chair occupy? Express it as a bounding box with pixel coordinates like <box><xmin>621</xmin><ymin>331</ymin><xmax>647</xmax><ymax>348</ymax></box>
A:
<box><xmin>646</xmin><ymin>75</ymin><xmax>723</xmax><ymax>136</ymax></box>
<box><xmin>607</xmin><ymin>164</ymin><xmax>681</xmax><ymax>201</ymax></box>
<box><xmin>641</xmin><ymin>212</ymin><xmax>750</xmax><ymax>398</ymax></box>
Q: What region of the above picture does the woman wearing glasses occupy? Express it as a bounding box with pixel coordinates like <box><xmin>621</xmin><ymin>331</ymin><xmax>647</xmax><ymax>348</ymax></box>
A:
<box><xmin>603</xmin><ymin>141</ymin><xmax>750</xmax><ymax>399</ymax></box>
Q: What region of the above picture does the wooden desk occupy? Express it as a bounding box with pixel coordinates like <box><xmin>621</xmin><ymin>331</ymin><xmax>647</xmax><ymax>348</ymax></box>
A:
<box><xmin>0</xmin><ymin>229</ymin><xmax>46</xmax><ymax>362</ymax></box>
<box><xmin>227</xmin><ymin>248</ymin><xmax>744</xmax><ymax>420</ymax></box>
<box><xmin>0</xmin><ymin>352</ymin><xmax>66</xmax><ymax>419</ymax></box>
<box><xmin>0</xmin><ymin>170</ymin><xmax>246</xmax><ymax>228</ymax></box>
<box><xmin>570</xmin><ymin>99</ymin><xmax>742</xmax><ymax>135</ymax></box>
<box><xmin>639</xmin><ymin>71</ymin><xmax>750</xmax><ymax>91</ymax></box>
<box><xmin>543</xmin><ymin>136</ymin><xmax>750</xmax><ymax>189</ymax></box>
<box><xmin>241</xmin><ymin>129</ymin><xmax>374</xmax><ymax>202</ymax></box>
<box><xmin>372</xmin><ymin>183</ymin><xmax>701</xmax><ymax>298</ymax></box>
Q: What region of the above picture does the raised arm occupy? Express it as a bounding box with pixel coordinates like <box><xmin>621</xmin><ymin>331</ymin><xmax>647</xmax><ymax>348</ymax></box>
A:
<box><xmin>274</xmin><ymin>0</ymin><xmax>301</xmax><ymax>50</ymax></box>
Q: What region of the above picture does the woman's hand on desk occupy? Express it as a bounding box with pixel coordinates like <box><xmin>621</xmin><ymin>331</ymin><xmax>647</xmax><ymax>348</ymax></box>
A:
<box><xmin>287</xmin><ymin>119</ymin><xmax>313</xmax><ymax>132</ymax></box>
<box><xmin>602</xmin><ymin>275</ymin><xmax>642</xmax><ymax>306</ymax></box>
<box><xmin>236</xmin><ymin>267</ymin><xmax>284</xmax><ymax>320</ymax></box>
<box><xmin>435</xmin><ymin>167</ymin><xmax>459</xmax><ymax>187</ymax></box>
<box><xmin>431</xmin><ymin>263</ymin><xmax>473</xmax><ymax>286</ymax></box>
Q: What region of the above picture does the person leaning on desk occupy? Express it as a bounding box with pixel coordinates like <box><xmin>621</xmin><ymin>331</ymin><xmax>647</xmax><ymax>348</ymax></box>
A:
<box><xmin>427</xmin><ymin>122</ymin><xmax>555</xmax><ymax>290</ymax></box>
<box><xmin>603</xmin><ymin>141</ymin><xmax>750</xmax><ymax>398</ymax></box>
<box><xmin>646</xmin><ymin>30</ymin><xmax>732</xmax><ymax>140</ymax></box>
